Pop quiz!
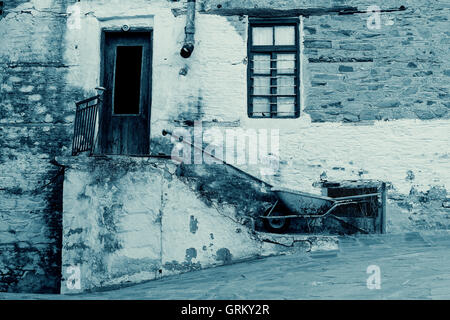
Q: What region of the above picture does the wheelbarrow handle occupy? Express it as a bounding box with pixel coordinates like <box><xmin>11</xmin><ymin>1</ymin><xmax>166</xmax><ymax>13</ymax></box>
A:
<box><xmin>333</xmin><ymin>192</ymin><xmax>381</xmax><ymax>201</ymax></box>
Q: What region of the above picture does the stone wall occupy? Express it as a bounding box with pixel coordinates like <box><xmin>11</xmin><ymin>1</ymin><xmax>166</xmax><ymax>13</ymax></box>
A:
<box><xmin>300</xmin><ymin>1</ymin><xmax>450</xmax><ymax>123</ymax></box>
<box><xmin>0</xmin><ymin>0</ymin><xmax>77</xmax><ymax>293</ymax></box>
<box><xmin>146</xmin><ymin>0</ymin><xmax>449</xmax><ymax>226</ymax></box>
<box><xmin>60</xmin><ymin>0</ymin><xmax>449</xmax><ymax>195</ymax></box>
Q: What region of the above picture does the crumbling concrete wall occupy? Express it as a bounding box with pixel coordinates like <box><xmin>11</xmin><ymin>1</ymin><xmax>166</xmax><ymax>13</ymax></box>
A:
<box><xmin>60</xmin><ymin>156</ymin><xmax>335</xmax><ymax>293</ymax></box>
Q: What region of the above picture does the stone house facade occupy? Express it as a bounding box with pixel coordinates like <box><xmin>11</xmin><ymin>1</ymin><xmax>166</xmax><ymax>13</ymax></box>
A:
<box><xmin>0</xmin><ymin>0</ymin><xmax>449</xmax><ymax>293</ymax></box>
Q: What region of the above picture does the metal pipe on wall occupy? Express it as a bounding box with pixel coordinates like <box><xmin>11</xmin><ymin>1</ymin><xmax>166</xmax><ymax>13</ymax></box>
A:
<box><xmin>180</xmin><ymin>0</ymin><xmax>196</xmax><ymax>58</ymax></box>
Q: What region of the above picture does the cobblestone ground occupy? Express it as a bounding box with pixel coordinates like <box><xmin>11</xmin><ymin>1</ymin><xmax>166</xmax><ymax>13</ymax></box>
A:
<box><xmin>1</xmin><ymin>231</ymin><xmax>450</xmax><ymax>300</ymax></box>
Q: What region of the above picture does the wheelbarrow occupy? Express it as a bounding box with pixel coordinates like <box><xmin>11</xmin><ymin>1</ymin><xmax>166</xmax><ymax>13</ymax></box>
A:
<box><xmin>160</xmin><ymin>130</ymin><xmax>385</xmax><ymax>234</ymax></box>
<box><xmin>261</xmin><ymin>186</ymin><xmax>382</xmax><ymax>234</ymax></box>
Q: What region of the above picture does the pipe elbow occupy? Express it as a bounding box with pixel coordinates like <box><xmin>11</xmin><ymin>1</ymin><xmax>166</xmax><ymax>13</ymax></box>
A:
<box><xmin>180</xmin><ymin>43</ymin><xmax>194</xmax><ymax>59</ymax></box>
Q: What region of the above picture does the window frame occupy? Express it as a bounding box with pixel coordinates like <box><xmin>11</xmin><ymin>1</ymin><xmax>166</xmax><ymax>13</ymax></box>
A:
<box><xmin>247</xmin><ymin>18</ymin><xmax>301</xmax><ymax>119</ymax></box>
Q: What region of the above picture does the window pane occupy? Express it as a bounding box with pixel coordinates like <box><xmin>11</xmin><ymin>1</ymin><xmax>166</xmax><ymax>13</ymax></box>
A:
<box><xmin>277</xmin><ymin>97</ymin><xmax>296</xmax><ymax>115</ymax></box>
<box><xmin>253</xmin><ymin>55</ymin><xmax>271</xmax><ymax>74</ymax></box>
<box><xmin>252</xmin><ymin>97</ymin><xmax>271</xmax><ymax>117</ymax></box>
<box><xmin>114</xmin><ymin>46</ymin><xmax>143</xmax><ymax>114</ymax></box>
<box><xmin>277</xmin><ymin>76</ymin><xmax>295</xmax><ymax>95</ymax></box>
<box><xmin>252</xmin><ymin>27</ymin><xmax>273</xmax><ymax>46</ymax></box>
<box><xmin>274</xmin><ymin>26</ymin><xmax>295</xmax><ymax>45</ymax></box>
<box><xmin>277</xmin><ymin>53</ymin><xmax>295</xmax><ymax>74</ymax></box>
<box><xmin>253</xmin><ymin>76</ymin><xmax>271</xmax><ymax>95</ymax></box>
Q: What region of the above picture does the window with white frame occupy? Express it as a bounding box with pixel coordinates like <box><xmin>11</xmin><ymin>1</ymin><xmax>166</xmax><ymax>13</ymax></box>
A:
<box><xmin>247</xmin><ymin>18</ymin><xmax>300</xmax><ymax>118</ymax></box>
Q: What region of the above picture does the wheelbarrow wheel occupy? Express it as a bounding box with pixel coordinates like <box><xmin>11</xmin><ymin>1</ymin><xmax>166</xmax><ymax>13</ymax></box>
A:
<box><xmin>263</xmin><ymin>211</ymin><xmax>290</xmax><ymax>233</ymax></box>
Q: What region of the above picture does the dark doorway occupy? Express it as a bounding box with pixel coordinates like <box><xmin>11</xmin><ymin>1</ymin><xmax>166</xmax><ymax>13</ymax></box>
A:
<box><xmin>99</xmin><ymin>31</ymin><xmax>152</xmax><ymax>155</ymax></box>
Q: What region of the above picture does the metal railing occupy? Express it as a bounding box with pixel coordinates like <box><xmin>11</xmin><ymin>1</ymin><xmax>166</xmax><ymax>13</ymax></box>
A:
<box><xmin>71</xmin><ymin>93</ymin><xmax>103</xmax><ymax>156</ymax></box>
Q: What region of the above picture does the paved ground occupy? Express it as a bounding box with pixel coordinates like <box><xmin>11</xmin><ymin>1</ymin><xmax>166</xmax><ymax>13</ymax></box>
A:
<box><xmin>1</xmin><ymin>231</ymin><xmax>450</xmax><ymax>300</ymax></box>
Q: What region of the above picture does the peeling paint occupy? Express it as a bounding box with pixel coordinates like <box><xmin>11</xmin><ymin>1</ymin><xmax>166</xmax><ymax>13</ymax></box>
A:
<box><xmin>189</xmin><ymin>215</ymin><xmax>198</xmax><ymax>234</ymax></box>
<box><xmin>216</xmin><ymin>248</ymin><xmax>232</xmax><ymax>264</ymax></box>
<box><xmin>185</xmin><ymin>247</ymin><xmax>197</xmax><ymax>262</ymax></box>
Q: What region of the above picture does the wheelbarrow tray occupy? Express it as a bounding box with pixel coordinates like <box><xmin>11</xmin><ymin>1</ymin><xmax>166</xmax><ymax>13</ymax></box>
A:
<box><xmin>270</xmin><ymin>186</ymin><xmax>380</xmax><ymax>218</ymax></box>
<box><xmin>261</xmin><ymin>186</ymin><xmax>381</xmax><ymax>234</ymax></box>
<box><xmin>271</xmin><ymin>187</ymin><xmax>335</xmax><ymax>216</ymax></box>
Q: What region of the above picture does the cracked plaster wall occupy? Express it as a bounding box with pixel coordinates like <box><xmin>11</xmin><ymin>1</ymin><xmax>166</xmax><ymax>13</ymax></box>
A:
<box><xmin>60</xmin><ymin>157</ymin><xmax>332</xmax><ymax>293</ymax></box>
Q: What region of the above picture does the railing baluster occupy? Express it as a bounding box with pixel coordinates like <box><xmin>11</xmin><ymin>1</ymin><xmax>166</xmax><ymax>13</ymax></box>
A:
<box><xmin>71</xmin><ymin>95</ymin><xmax>101</xmax><ymax>156</ymax></box>
<box><xmin>81</xmin><ymin>102</ymin><xmax>88</xmax><ymax>151</ymax></box>
<box><xmin>87</xmin><ymin>105</ymin><xmax>95</xmax><ymax>152</ymax></box>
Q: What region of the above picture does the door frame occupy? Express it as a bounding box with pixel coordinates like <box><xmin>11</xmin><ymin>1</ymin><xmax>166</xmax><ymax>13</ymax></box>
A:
<box><xmin>99</xmin><ymin>27</ymin><xmax>153</xmax><ymax>155</ymax></box>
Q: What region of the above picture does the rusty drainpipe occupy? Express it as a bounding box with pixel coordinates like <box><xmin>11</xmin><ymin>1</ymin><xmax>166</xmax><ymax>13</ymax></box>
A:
<box><xmin>180</xmin><ymin>0</ymin><xmax>196</xmax><ymax>58</ymax></box>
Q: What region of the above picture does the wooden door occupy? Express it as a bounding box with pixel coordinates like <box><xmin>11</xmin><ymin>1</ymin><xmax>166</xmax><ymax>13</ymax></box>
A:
<box><xmin>99</xmin><ymin>31</ymin><xmax>152</xmax><ymax>155</ymax></box>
